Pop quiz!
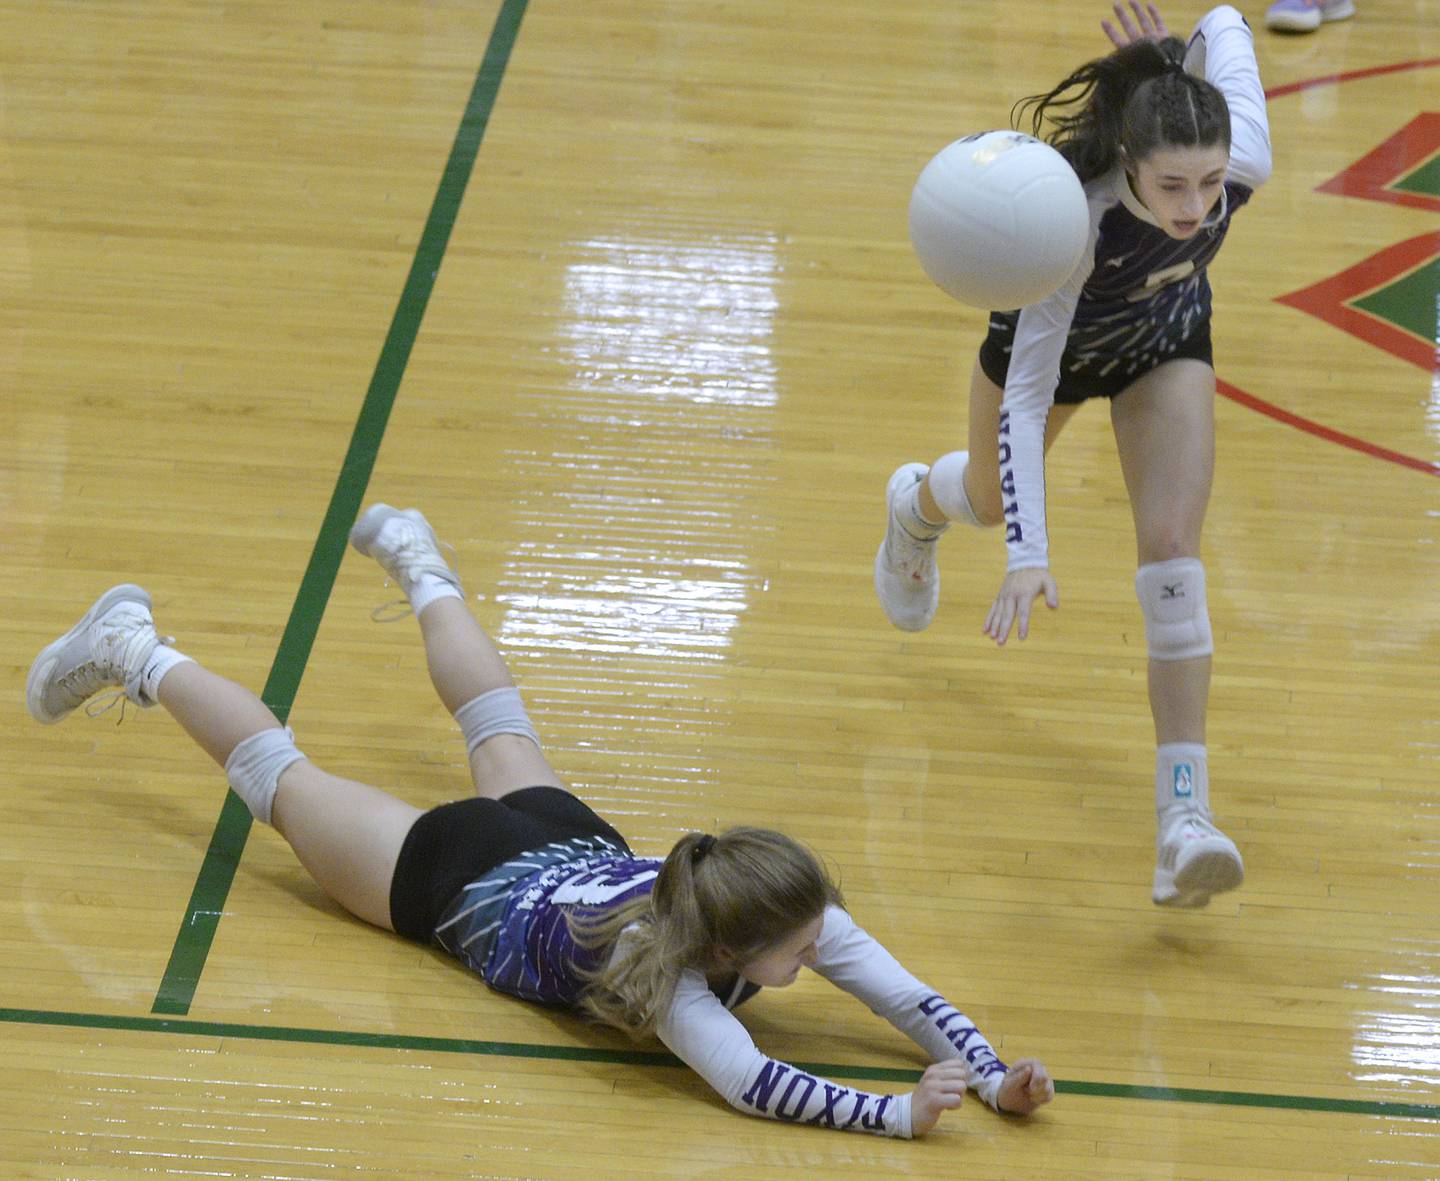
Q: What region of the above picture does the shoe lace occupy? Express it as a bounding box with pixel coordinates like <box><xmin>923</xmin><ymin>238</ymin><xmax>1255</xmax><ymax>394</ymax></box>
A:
<box><xmin>369</xmin><ymin>537</ymin><xmax>459</xmax><ymax>623</ymax></box>
<box><xmin>85</xmin><ymin>690</ymin><xmax>129</xmax><ymax>723</ymax></box>
<box><xmin>885</xmin><ymin>525</ymin><xmax>936</xmax><ymax>578</ymax></box>
<box><xmin>55</xmin><ymin>660</ymin><xmax>122</xmax><ymax>708</ymax></box>
<box><xmin>1160</xmin><ymin>808</ymin><xmax>1222</xmax><ymax>846</ymax></box>
<box><xmin>81</xmin><ymin>616</ymin><xmax>172</xmax><ymax>721</ymax></box>
<box><xmin>370</xmin><ymin>597</ymin><xmax>416</xmax><ymax>623</ymax></box>
<box><xmin>101</xmin><ymin>611</ymin><xmax>162</xmax><ymax>672</ymax></box>
<box><xmin>1181</xmin><ymin>811</ymin><xmax>1224</xmax><ymax>839</ymax></box>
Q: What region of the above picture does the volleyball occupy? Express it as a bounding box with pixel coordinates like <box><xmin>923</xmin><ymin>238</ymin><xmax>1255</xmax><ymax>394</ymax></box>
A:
<box><xmin>908</xmin><ymin>130</ymin><xmax>1089</xmax><ymax>310</ymax></box>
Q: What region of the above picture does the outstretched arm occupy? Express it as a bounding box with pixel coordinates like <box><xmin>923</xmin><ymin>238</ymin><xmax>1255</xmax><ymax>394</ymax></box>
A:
<box><xmin>658</xmin><ymin>971</ymin><xmax>920</xmax><ymax>1137</ymax></box>
<box><xmin>1105</xmin><ymin>3</ymin><xmax>1271</xmax><ymax>189</ymax></box>
<box><xmin>1188</xmin><ymin>6</ymin><xmax>1272</xmax><ymax>189</ymax></box>
<box><xmin>811</xmin><ymin>906</ymin><xmax>1056</xmax><ymax>1115</ymax></box>
<box><xmin>986</xmin><ymin>248</ymin><xmax>1091</xmax><ymax>643</ymax></box>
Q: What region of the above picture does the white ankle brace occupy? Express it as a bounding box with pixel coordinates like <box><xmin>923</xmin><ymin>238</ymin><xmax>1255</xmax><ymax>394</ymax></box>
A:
<box><xmin>225</xmin><ymin>727</ymin><xmax>307</xmax><ymax>825</ymax></box>
<box><xmin>455</xmin><ymin>687</ymin><xmax>540</xmax><ymax>756</ymax></box>
<box><xmin>1156</xmin><ymin>742</ymin><xmax>1209</xmax><ymax>816</ymax></box>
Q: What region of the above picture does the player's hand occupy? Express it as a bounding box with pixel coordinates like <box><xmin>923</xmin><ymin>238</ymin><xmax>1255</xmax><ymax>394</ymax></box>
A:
<box><xmin>1102</xmin><ymin>1</ymin><xmax>1170</xmax><ymax>47</ymax></box>
<box><xmin>909</xmin><ymin>1060</ymin><xmax>968</xmax><ymax>1136</ymax></box>
<box><xmin>983</xmin><ymin>567</ymin><xmax>1058</xmax><ymax>645</ymax></box>
<box><xmin>996</xmin><ymin>1058</ymin><xmax>1056</xmax><ymax>1115</ymax></box>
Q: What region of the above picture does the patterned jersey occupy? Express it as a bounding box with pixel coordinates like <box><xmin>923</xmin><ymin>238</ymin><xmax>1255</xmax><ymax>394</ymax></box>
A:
<box><xmin>488</xmin><ymin>851</ymin><xmax>663</xmax><ymax>1005</ymax></box>
<box><xmin>431</xmin><ymin>850</ymin><xmax>1009</xmax><ymax>1138</ymax></box>
<box><xmin>999</xmin><ymin>5</ymin><xmax>1272</xmax><ymax>571</ymax></box>
<box><xmin>988</xmin><ymin>178</ymin><xmax>1251</xmax><ymax>385</ymax></box>
<box><xmin>433</xmin><ymin>840</ymin><xmax>654</xmax><ymax>1005</ymax></box>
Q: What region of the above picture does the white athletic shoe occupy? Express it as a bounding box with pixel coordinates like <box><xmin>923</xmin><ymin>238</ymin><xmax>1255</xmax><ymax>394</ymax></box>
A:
<box><xmin>26</xmin><ymin>584</ymin><xmax>163</xmax><ymax>724</ymax></box>
<box><xmin>874</xmin><ymin>463</ymin><xmax>941</xmax><ymax>632</ymax></box>
<box><xmin>1152</xmin><ymin>809</ymin><xmax>1245</xmax><ymax>908</ymax></box>
<box><xmin>349</xmin><ymin>503</ymin><xmax>463</xmax><ymax>610</ymax></box>
<box><xmin>1264</xmin><ymin>0</ymin><xmax>1355</xmax><ymax>33</ymax></box>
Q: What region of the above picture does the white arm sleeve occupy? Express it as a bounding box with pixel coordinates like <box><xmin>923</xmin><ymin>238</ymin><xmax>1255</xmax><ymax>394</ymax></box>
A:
<box><xmin>1000</xmin><ymin>9</ymin><xmax>1267</xmax><ymax>572</ymax></box>
<box><xmin>811</xmin><ymin>906</ymin><xmax>1010</xmax><ymax>1110</ymax></box>
<box><xmin>1187</xmin><ymin>5</ymin><xmax>1272</xmax><ymax>190</ymax></box>
<box><xmin>999</xmin><ymin>239</ymin><xmax>1095</xmax><ymax>572</ymax></box>
<box><xmin>657</xmin><ymin>968</ymin><xmax>914</xmax><ymax>1137</ymax></box>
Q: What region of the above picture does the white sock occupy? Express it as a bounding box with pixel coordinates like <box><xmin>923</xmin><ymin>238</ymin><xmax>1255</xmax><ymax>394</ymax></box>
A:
<box><xmin>409</xmin><ymin>574</ymin><xmax>464</xmax><ymax>618</ymax></box>
<box><xmin>139</xmin><ymin>646</ymin><xmax>194</xmax><ymax>705</ymax></box>
<box><xmin>894</xmin><ymin>481</ymin><xmax>949</xmax><ymax>540</ymax></box>
<box><xmin>1156</xmin><ymin>743</ymin><xmax>1209</xmax><ymax>819</ymax></box>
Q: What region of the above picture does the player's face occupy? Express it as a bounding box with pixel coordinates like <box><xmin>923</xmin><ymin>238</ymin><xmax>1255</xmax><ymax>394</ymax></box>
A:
<box><xmin>736</xmin><ymin>913</ymin><xmax>825</xmax><ymax>988</ymax></box>
<box><xmin>1129</xmin><ymin>143</ymin><xmax>1230</xmax><ymax>239</ymax></box>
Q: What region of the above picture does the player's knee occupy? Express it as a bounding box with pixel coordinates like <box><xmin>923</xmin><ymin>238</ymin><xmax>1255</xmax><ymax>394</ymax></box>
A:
<box><xmin>226</xmin><ymin>726</ymin><xmax>307</xmax><ymax>825</ymax></box>
<box><xmin>455</xmin><ymin>686</ymin><xmax>541</xmax><ymax>756</ymax></box>
<box><xmin>929</xmin><ymin>451</ymin><xmax>1000</xmax><ymax>527</ymax></box>
<box><xmin>1134</xmin><ymin>557</ymin><xmax>1213</xmax><ymax>661</ymax></box>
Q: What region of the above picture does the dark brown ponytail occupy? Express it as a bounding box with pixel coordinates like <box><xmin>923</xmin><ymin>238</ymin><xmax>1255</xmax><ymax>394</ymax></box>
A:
<box><xmin>1013</xmin><ymin>37</ymin><xmax>1230</xmax><ymax>183</ymax></box>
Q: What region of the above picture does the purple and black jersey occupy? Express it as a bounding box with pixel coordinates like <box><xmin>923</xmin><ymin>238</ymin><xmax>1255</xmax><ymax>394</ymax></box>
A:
<box><xmin>988</xmin><ymin>179</ymin><xmax>1253</xmax><ymax>387</ymax></box>
<box><xmin>432</xmin><ymin>840</ymin><xmax>646</xmax><ymax>1003</ymax></box>
<box><xmin>434</xmin><ymin>845</ymin><xmax>762</xmax><ymax>1010</ymax></box>
<box><xmin>427</xmin><ymin>853</ymin><xmax>1010</xmax><ymax>1138</ymax></box>
<box><xmin>485</xmin><ymin>851</ymin><xmax>661</xmax><ymax>1005</ymax></box>
<box><xmin>996</xmin><ymin>6</ymin><xmax>1273</xmax><ymax>572</ymax></box>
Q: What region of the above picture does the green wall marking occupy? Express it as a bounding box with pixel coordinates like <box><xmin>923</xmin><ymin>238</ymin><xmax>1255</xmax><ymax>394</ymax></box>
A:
<box><xmin>151</xmin><ymin>0</ymin><xmax>530</xmax><ymax>1016</ymax></box>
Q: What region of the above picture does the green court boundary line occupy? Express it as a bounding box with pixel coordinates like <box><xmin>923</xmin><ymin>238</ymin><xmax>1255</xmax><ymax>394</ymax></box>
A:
<box><xmin>6</xmin><ymin>1006</ymin><xmax>1437</xmax><ymax>1121</ymax></box>
<box><xmin>150</xmin><ymin>0</ymin><xmax>530</xmax><ymax>1016</ymax></box>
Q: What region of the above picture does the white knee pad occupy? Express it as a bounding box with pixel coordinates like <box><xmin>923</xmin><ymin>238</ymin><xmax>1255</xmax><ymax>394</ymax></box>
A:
<box><xmin>926</xmin><ymin>450</ymin><xmax>981</xmax><ymax>527</ymax></box>
<box><xmin>1135</xmin><ymin>558</ymin><xmax>1213</xmax><ymax>661</ymax></box>
<box><xmin>225</xmin><ymin>727</ymin><xmax>307</xmax><ymax>825</ymax></box>
<box><xmin>455</xmin><ymin>686</ymin><xmax>541</xmax><ymax>757</ymax></box>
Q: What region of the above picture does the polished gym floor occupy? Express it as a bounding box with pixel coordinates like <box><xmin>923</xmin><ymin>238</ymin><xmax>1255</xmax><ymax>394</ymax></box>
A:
<box><xmin>2</xmin><ymin>1</ymin><xmax>1437</xmax><ymax>1176</ymax></box>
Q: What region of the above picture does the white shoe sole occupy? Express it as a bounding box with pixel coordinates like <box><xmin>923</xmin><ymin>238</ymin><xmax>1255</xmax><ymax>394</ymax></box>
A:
<box><xmin>1266</xmin><ymin>12</ymin><xmax>1322</xmax><ymax>30</ymax></box>
<box><xmin>26</xmin><ymin>583</ymin><xmax>152</xmax><ymax>725</ymax></box>
<box><xmin>1153</xmin><ymin>835</ymin><xmax>1245</xmax><ymax>908</ymax></box>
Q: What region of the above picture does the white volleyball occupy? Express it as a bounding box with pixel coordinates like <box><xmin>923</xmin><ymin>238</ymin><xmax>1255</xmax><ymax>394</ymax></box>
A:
<box><xmin>909</xmin><ymin>130</ymin><xmax>1090</xmax><ymax>310</ymax></box>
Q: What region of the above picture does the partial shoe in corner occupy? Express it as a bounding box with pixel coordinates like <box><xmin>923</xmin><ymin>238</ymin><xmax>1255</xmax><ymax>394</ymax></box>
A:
<box><xmin>1264</xmin><ymin>0</ymin><xmax>1356</xmax><ymax>33</ymax></box>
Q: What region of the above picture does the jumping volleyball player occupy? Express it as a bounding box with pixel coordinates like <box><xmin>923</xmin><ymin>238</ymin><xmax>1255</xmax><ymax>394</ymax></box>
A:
<box><xmin>26</xmin><ymin>504</ymin><xmax>1054</xmax><ymax>1139</ymax></box>
<box><xmin>875</xmin><ymin>3</ymin><xmax>1271</xmax><ymax>907</ymax></box>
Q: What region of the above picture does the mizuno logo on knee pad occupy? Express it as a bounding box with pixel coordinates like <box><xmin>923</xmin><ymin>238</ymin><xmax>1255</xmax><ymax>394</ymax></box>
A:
<box><xmin>1135</xmin><ymin>559</ymin><xmax>1213</xmax><ymax>662</ymax></box>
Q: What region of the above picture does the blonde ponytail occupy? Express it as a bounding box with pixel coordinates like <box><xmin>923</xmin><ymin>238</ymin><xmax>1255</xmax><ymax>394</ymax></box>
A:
<box><xmin>572</xmin><ymin>828</ymin><xmax>841</xmax><ymax>1037</ymax></box>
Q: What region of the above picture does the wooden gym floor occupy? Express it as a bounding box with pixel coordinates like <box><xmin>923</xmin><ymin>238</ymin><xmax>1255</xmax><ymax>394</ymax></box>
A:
<box><xmin>1</xmin><ymin>1</ymin><xmax>1437</xmax><ymax>1176</ymax></box>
